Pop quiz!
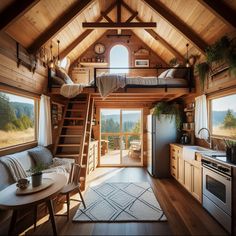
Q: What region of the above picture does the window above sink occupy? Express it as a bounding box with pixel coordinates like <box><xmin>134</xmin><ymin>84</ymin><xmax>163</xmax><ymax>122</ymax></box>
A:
<box><xmin>209</xmin><ymin>93</ymin><xmax>236</xmax><ymax>140</ymax></box>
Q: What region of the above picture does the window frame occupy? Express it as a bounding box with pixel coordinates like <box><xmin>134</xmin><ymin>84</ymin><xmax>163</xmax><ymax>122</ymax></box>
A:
<box><xmin>208</xmin><ymin>89</ymin><xmax>236</xmax><ymax>140</ymax></box>
<box><xmin>109</xmin><ymin>44</ymin><xmax>130</xmax><ymax>74</ymax></box>
<box><xmin>0</xmin><ymin>89</ymin><xmax>39</xmax><ymax>155</ymax></box>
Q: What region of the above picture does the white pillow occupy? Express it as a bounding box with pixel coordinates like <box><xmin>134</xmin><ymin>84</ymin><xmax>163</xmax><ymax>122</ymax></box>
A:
<box><xmin>158</xmin><ymin>70</ymin><xmax>169</xmax><ymax>79</ymax></box>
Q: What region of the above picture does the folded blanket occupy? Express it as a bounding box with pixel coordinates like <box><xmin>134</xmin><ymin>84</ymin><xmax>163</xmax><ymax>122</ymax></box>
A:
<box><xmin>0</xmin><ymin>156</ymin><xmax>28</xmax><ymax>181</ymax></box>
<box><xmin>60</xmin><ymin>84</ymin><xmax>85</xmax><ymax>98</ymax></box>
<box><xmin>96</xmin><ymin>74</ymin><xmax>126</xmax><ymax>98</ymax></box>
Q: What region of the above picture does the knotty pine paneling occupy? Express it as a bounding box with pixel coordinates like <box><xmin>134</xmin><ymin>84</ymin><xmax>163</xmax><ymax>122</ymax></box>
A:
<box><xmin>72</xmin><ymin>29</ymin><xmax>167</xmax><ymax>73</ymax></box>
<box><xmin>0</xmin><ymin>32</ymin><xmax>47</xmax><ymax>94</ymax></box>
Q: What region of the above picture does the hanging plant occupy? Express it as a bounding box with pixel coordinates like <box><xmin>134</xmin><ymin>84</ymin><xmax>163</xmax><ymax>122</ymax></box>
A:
<box><xmin>195</xmin><ymin>35</ymin><xmax>236</xmax><ymax>90</ymax></box>
<box><xmin>169</xmin><ymin>58</ymin><xmax>178</xmax><ymax>66</ymax></box>
<box><xmin>206</xmin><ymin>36</ymin><xmax>230</xmax><ymax>64</ymax></box>
<box><xmin>152</xmin><ymin>102</ymin><xmax>183</xmax><ymax>131</ymax></box>
<box><xmin>195</xmin><ymin>62</ymin><xmax>210</xmax><ymax>89</ymax></box>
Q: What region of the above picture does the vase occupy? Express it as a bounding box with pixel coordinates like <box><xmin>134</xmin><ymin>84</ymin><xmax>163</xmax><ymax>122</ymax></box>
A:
<box><xmin>31</xmin><ymin>172</ymin><xmax>42</xmax><ymax>187</ymax></box>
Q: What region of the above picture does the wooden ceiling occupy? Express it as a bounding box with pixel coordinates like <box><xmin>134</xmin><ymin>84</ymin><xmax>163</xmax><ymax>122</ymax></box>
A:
<box><xmin>0</xmin><ymin>0</ymin><xmax>235</xmax><ymax>66</ymax></box>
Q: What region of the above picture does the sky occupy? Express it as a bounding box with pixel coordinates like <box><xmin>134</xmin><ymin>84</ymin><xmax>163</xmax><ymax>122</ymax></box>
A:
<box><xmin>4</xmin><ymin>92</ymin><xmax>34</xmax><ymax>105</ymax></box>
<box><xmin>110</xmin><ymin>45</ymin><xmax>129</xmax><ymax>74</ymax></box>
<box><xmin>212</xmin><ymin>94</ymin><xmax>236</xmax><ymax>111</ymax></box>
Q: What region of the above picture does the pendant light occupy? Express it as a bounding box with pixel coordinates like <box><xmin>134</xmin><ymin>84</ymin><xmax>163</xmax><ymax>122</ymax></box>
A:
<box><xmin>57</xmin><ymin>39</ymin><xmax>60</xmax><ymax>67</ymax></box>
<box><xmin>48</xmin><ymin>43</ymin><xmax>54</xmax><ymax>69</ymax></box>
<box><xmin>186</xmin><ymin>43</ymin><xmax>190</xmax><ymax>67</ymax></box>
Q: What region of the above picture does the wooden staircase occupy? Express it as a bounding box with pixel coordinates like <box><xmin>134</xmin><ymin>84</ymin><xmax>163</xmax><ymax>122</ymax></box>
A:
<box><xmin>53</xmin><ymin>94</ymin><xmax>94</xmax><ymax>190</ymax></box>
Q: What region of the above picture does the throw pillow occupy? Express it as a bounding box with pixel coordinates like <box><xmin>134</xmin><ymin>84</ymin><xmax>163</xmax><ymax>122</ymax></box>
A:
<box><xmin>55</xmin><ymin>66</ymin><xmax>73</xmax><ymax>84</ymax></box>
<box><xmin>166</xmin><ymin>65</ymin><xmax>187</xmax><ymax>78</ymax></box>
<box><xmin>158</xmin><ymin>69</ymin><xmax>169</xmax><ymax>79</ymax></box>
<box><xmin>28</xmin><ymin>146</ymin><xmax>53</xmax><ymax>168</ymax></box>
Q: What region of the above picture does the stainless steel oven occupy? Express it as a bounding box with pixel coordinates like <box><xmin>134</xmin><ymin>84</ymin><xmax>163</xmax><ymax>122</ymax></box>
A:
<box><xmin>202</xmin><ymin>157</ymin><xmax>232</xmax><ymax>233</ymax></box>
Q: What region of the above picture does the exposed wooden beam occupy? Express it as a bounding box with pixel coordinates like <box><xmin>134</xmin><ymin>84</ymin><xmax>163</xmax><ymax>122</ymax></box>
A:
<box><xmin>0</xmin><ymin>0</ymin><xmax>40</xmax><ymax>31</ymax></box>
<box><xmin>59</xmin><ymin>1</ymin><xmax>117</xmax><ymax>58</ymax></box>
<box><xmin>198</xmin><ymin>0</ymin><xmax>236</xmax><ymax>28</ymax></box>
<box><xmin>143</xmin><ymin>0</ymin><xmax>208</xmax><ymax>54</ymax></box>
<box><xmin>59</xmin><ymin>30</ymin><xmax>93</xmax><ymax>59</ymax></box>
<box><xmin>82</xmin><ymin>22</ymin><xmax>157</xmax><ymax>29</ymax></box>
<box><xmin>27</xmin><ymin>0</ymin><xmax>94</xmax><ymax>53</ymax></box>
<box><xmin>117</xmin><ymin>0</ymin><xmax>122</xmax><ymax>23</ymax></box>
<box><xmin>121</xmin><ymin>1</ymin><xmax>184</xmax><ymax>61</ymax></box>
<box><xmin>101</xmin><ymin>11</ymin><xmax>113</xmax><ymax>23</ymax></box>
<box><xmin>126</xmin><ymin>12</ymin><xmax>139</xmax><ymax>23</ymax></box>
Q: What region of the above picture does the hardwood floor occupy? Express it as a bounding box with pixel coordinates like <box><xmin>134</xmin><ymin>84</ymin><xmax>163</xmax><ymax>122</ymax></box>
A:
<box><xmin>12</xmin><ymin>167</ymin><xmax>228</xmax><ymax>235</ymax></box>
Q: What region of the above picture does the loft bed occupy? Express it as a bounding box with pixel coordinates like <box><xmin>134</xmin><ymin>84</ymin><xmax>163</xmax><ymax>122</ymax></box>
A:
<box><xmin>48</xmin><ymin>66</ymin><xmax>194</xmax><ymax>98</ymax></box>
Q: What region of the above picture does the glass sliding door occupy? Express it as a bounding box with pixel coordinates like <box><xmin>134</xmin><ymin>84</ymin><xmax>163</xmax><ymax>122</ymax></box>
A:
<box><xmin>100</xmin><ymin>109</ymin><xmax>142</xmax><ymax>166</ymax></box>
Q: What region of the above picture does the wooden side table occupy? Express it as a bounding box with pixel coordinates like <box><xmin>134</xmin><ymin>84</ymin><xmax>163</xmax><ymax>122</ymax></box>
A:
<box><xmin>0</xmin><ymin>173</ymin><xmax>67</xmax><ymax>235</ymax></box>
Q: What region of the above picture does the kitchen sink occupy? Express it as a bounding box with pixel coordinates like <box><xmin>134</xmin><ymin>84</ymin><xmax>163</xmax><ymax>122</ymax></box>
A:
<box><xmin>182</xmin><ymin>146</ymin><xmax>209</xmax><ymax>161</ymax></box>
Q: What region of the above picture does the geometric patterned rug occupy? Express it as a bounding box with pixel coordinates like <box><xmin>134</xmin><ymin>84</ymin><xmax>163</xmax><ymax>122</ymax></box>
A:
<box><xmin>73</xmin><ymin>182</ymin><xmax>167</xmax><ymax>222</ymax></box>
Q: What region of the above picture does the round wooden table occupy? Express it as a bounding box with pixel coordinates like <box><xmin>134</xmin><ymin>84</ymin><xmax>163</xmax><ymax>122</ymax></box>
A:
<box><xmin>0</xmin><ymin>173</ymin><xmax>67</xmax><ymax>235</ymax></box>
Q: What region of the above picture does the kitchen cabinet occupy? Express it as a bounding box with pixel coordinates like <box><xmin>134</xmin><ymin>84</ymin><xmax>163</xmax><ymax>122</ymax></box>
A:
<box><xmin>170</xmin><ymin>144</ymin><xmax>202</xmax><ymax>203</ymax></box>
<box><xmin>170</xmin><ymin>144</ymin><xmax>184</xmax><ymax>182</ymax></box>
<box><xmin>191</xmin><ymin>164</ymin><xmax>202</xmax><ymax>202</ymax></box>
<box><xmin>184</xmin><ymin>160</ymin><xmax>192</xmax><ymax>192</ymax></box>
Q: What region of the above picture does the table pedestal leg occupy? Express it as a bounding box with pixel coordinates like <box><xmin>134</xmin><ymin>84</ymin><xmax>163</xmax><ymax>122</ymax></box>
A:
<box><xmin>9</xmin><ymin>210</ymin><xmax>17</xmax><ymax>235</ymax></box>
<box><xmin>46</xmin><ymin>200</ymin><xmax>57</xmax><ymax>236</ymax></box>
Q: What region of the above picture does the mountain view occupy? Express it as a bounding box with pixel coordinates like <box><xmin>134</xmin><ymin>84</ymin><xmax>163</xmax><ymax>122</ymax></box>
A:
<box><xmin>0</xmin><ymin>92</ymin><xmax>35</xmax><ymax>148</ymax></box>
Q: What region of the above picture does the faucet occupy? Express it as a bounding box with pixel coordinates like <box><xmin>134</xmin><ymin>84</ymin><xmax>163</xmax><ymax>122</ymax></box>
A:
<box><xmin>198</xmin><ymin>128</ymin><xmax>212</xmax><ymax>149</ymax></box>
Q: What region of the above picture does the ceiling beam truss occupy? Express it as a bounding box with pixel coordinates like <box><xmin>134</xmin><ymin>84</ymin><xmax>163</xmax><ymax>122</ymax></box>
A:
<box><xmin>198</xmin><ymin>0</ymin><xmax>236</xmax><ymax>28</ymax></box>
<box><xmin>27</xmin><ymin>0</ymin><xmax>94</xmax><ymax>53</ymax></box>
<box><xmin>59</xmin><ymin>1</ymin><xmax>117</xmax><ymax>59</ymax></box>
<box><xmin>121</xmin><ymin>1</ymin><xmax>184</xmax><ymax>61</ymax></box>
<box><xmin>143</xmin><ymin>0</ymin><xmax>208</xmax><ymax>54</ymax></box>
<box><xmin>0</xmin><ymin>0</ymin><xmax>40</xmax><ymax>31</ymax></box>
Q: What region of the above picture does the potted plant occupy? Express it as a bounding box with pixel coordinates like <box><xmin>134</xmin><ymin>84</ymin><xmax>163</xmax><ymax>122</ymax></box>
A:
<box><xmin>224</xmin><ymin>139</ymin><xmax>236</xmax><ymax>164</ymax></box>
<box><xmin>195</xmin><ymin>35</ymin><xmax>236</xmax><ymax>89</ymax></box>
<box><xmin>28</xmin><ymin>164</ymin><xmax>45</xmax><ymax>187</ymax></box>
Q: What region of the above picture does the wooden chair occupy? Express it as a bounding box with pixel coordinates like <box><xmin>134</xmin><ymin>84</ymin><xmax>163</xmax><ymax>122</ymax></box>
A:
<box><xmin>55</xmin><ymin>163</ymin><xmax>86</xmax><ymax>220</ymax></box>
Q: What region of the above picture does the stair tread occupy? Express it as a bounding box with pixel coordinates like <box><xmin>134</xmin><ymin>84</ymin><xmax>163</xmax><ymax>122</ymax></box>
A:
<box><xmin>57</xmin><ymin>143</ymin><xmax>88</xmax><ymax>146</ymax></box>
<box><xmin>69</xmin><ymin>101</ymin><xmax>87</xmax><ymax>104</ymax></box>
<box><xmin>64</xmin><ymin>117</ymin><xmax>84</xmax><ymax>120</ymax></box>
<box><xmin>60</xmin><ymin>134</ymin><xmax>82</xmax><ymax>137</ymax></box>
<box><xmin>57</xmin><ymin>144</ymin><xmax>81</xmax><ymax>147</ymax></box>
<box><xmin>56</xmin><ymin>153</ymin><xmax>80</xmax><ymax>157</ymax></box>
<box><xmin>62</xmin><ymin>126</ymin><xmax>83</xmax><ymax>129</ymax></box>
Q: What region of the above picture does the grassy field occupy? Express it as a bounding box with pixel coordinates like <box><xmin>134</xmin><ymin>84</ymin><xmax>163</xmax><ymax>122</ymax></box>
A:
<box><xmin>0</xmin><ymin>128</ymin><xmax>35</xmax><ymax>148</ymax></box>
<box><xmin>213</xmin><ymin>125</ymin><xmax>236</xmax><ymax>138</ymax></box>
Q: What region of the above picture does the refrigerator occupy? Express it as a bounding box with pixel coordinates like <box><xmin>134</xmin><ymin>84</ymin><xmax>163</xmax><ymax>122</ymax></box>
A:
<box><xmin>147</xmin><ymin>114</ymin><xmax>177</xmax><ymax>178</ymax></box>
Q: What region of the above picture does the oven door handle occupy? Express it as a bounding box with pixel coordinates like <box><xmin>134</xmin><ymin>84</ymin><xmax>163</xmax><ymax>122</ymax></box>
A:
<box><xmin>202</xmin><ymin>164</ymin><xmax>231</xmax><ymax>180</ymax></box>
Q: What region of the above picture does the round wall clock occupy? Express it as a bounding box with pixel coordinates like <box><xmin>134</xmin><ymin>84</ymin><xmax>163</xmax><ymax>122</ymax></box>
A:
<box><xmin>94</xmin><ymin>43</ymin><xmax>106</xmax><ymax>54</ymax></box>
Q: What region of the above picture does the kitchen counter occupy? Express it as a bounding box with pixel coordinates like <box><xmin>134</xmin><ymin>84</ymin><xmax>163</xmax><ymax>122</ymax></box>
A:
<box><xmin>170</xmin><ymin>143</ymin><xmax>236</xmax><ymax>167</ymax></box>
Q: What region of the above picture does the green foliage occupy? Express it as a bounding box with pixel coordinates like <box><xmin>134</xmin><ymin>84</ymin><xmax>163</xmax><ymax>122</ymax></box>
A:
<box><xmin>195</xmin><ymin>62</ymin><xmax>210</xmax><ymax>89</ymax></box>
<box><xmin>169</xmin><ymin>58</ymin><xmax>178</xmax><ymax>66</ymax></box>
<box><xmin>206</xmin><ymin>36</ymin><xmax>230</xmax><ymax>63</ymax></box>
<box><xmin>195</xmin><ymin>35</ymin><xmax>236</xmax><ymax>89</ymax></box>
<box><xmin>0</xmin><ymin>92</ymin><xmax>16</xmax><ymax>128</ymax></box>
<box><xmin>223</xmin><ymin>109</ymin><xmax>236</xmax><ymax>128</ymax></box>
<box><xmin>153</xmin><ymin>102</ymin><xmax>183</xmax><ymax>131</ymax></box>
<box><xmin>28</xmin><ymin>163</ymin><xmax>46</xmax><ymax>175</ymax></box>
<box><xmin>0</xmin><ymin>92</ymin><xmax>34</xmax><ymax>132</ymax></box>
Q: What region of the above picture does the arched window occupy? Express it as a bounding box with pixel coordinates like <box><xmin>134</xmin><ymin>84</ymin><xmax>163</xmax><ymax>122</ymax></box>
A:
<box><xmin>110</xmin><ymin>45</ymin><xmax>129</xmax><ymax>74</ymax></box>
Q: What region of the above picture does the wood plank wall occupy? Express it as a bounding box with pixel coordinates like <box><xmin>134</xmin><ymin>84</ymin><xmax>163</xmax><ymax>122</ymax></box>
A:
<box><xmin>0</xmin><ymin>32</ymin><xmax>47</xmax><ymax>94</ymax></box>
<box><xmin>71</xmin><ymin>29</ymin><xmax>167</xmax><ymax>76</ymax></box>
<box><xmin>183</xmin><ymin>70</ymin><xmax>236</xmax><ymax>150</ymax></box>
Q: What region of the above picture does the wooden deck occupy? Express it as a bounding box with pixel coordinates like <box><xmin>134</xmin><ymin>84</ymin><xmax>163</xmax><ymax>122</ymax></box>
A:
<box><xmin>100</xmin><ymin>149</ymin><xmax>142</xmax><ymax>166</ymax></box>
<box><xmin>7</xmin><ymin>167</ymin><xmax>227</xmax><ymax>236</ymax></box>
